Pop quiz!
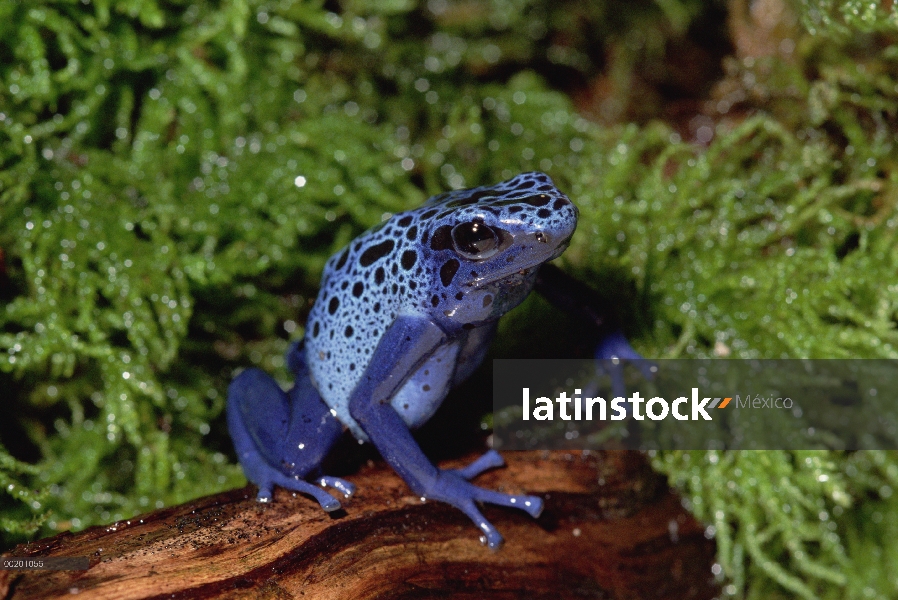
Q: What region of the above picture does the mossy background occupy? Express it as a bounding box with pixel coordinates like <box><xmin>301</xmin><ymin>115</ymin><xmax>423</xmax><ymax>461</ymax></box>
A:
<box><xmin>1</xmin><ymin>0</ymin><xmax>897</xmax><ymax>597</ymax></box>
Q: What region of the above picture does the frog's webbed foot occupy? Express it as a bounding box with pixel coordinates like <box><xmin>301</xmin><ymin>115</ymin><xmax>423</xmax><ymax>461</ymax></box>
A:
<box><xmin>259</xmin><ymin>473</ymin><xmax>357</xmax><ymax>511</ymax></box>
<box><xmin>433</xmin><ymin>450</ymin><xmax>543</xmax><ymax>548</ymax></box>
<box><xmin>232</xmin><ymin>446</ymin><xmax>346</xmax><ymax>511</ymax></box>
<box><xmin>593</xmin><ymin>330</ymin><xmax>656</xmax><ymax>398</ymax></box>
<box><xmin>250</xmin><ymin>471</ymin><xmax>354</xmax><ymax>512</ymax></box>
<box><xmin>425</xmin><ymin>466</ymin><xmax>544</xmax><ymax>549</ymax></box>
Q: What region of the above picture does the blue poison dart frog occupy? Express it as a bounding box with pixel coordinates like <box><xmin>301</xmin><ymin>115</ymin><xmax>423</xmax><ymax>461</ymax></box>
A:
<box><xmin>227</xmin><ymin>171</ymin><xmax>639</xmax><ymax>548</ymax></box>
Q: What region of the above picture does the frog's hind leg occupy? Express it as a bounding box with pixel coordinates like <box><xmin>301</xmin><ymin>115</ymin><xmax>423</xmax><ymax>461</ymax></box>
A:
<box><xmin>227</xmin><ymin>355</ymin><xmax>354</xmax><ymax>511</ymax></box>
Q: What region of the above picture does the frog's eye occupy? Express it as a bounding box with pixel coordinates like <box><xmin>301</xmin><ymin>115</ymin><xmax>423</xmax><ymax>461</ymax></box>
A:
<box><xmin>451</xmin><ymin>221</ymin><xmax>499</xmax><ymax>260</ymax></box>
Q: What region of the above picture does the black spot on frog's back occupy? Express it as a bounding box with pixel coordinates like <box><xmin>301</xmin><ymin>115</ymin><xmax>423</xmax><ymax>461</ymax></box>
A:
<box><xmin>401</xmin><ymin>250</ymin><xmax>417</xmax><ymax>270</ymax></box>
<box><xmin>360</xmin><ymin>239</ymin><xmax>395</xmax><ymax>266</ymax></box>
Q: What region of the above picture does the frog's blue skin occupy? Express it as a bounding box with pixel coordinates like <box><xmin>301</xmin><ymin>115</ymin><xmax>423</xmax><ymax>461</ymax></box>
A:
<box><xmin>228</xmin><ymin>171</ymin><xmax>635</xmax><ymax>548</ymax></box>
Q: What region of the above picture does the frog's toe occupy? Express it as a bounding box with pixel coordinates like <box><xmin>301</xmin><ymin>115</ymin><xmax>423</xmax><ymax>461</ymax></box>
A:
<box><xmin>317</xmin><ymin>475</ymin><xmax>356</xmax><ymax>498</ymax></box>
<box><xmin>316</xmin><ymin>494</ymin><xmax>343</xmax><ymax>512</ymax></box>
<box><xmin>265</xmin><ymin>471</ymin><xmax>343</xmax><ymax>512</ymax></box>
<box><xmin>454</xmin><ymin>499</ymin><xmax>504</xmax><ymax>549</ymax></box>
<box><xmin>300</xmin><ymin>483</ymin><xmax>342</xmax><ymax>512</ymax></box>
<box><xmin>450</xmin><ymin>449</ymin><xmax>505</xmax><ymax>480</ymax></box>
<box><xmin>473</xmin><ymin>487</ymin><xmax>544</xmax><ymax>519</ymax></box>
<box><xmin>255</xmin><ymin>486</ymin><xmax>274</xmax><ymax>503</ymax></box>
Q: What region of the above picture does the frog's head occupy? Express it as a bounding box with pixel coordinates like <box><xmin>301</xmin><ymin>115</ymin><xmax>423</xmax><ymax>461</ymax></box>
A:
<box><xmin>409</xmin><ymin>171</ymin><xmax>578</xmax><ymax>329</ymax></box>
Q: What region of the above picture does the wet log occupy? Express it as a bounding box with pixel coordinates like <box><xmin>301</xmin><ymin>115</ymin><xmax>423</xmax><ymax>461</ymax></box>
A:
<box><xmin>1</xmin><ymin>451</ymin><xmax>717</xmax><ymax>599</ymax></box>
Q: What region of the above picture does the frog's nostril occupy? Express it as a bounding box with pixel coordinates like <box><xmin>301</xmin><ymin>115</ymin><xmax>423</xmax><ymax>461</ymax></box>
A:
<box><xmin>534</xmin><ymin>232</ymin><xmax>548</xmax><ymax>244</ymax></box>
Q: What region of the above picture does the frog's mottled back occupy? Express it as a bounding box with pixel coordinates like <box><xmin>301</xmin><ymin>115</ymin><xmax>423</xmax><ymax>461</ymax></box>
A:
<box><xmin>305</xmin><ymin>171</ymin><xmax>578</xmax><ymax>439</ymax></box>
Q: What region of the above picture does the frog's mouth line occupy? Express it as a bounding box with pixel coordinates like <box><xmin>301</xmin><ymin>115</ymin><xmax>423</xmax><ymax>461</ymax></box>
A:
<box><xmin>465</xmin><ymin>233</ymin><xmax>573</xmax><ymax>288</ymax></box>
<box><xmin>468</xmin><ymin>254</ymin><xmax>561</xmax><ymax>288</ymax></box>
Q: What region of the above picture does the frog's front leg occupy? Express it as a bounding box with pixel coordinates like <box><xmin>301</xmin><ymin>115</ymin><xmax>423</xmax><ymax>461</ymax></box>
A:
<box><xmin>227</xmin><ymin>346</ymin><xmax>355</xmax><ymax>511</ymax></box>
<box><xmin>348</xmin><ymin>316</ymin><xmax>543</xmax><ymax>548</ymax></box>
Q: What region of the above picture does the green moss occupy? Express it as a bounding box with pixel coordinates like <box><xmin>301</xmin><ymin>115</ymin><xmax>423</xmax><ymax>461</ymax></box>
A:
<box><xmin>652</xmin><ymin>450</ymin><xmax>898</xmax><ymax>599</ymax></box>
<box><xmin>1</xmin><ymin>0</ymin><xmax>897</xmax><ymax>597</ymax></box>
<box><xmin>800</xmin><ymin>0</ymin><xmax>898</xmax><ymax>37</ymax></box>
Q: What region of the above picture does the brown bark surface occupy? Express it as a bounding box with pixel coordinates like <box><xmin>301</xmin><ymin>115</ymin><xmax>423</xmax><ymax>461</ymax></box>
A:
<box><xmin>1</xmin><ymin>451</ymin><xmax>717</xmax><ymax>599</ymax></box>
